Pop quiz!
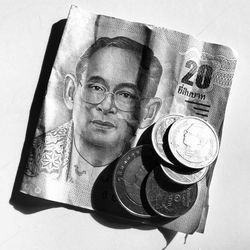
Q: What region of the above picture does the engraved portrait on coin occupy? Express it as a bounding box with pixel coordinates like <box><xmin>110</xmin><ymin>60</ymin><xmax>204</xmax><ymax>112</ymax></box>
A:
<box><xmin>168</xmin><ymin>116</ymin><xmax>219</xmax><ymax>169</ymax></box>
<box><xmin>182</xmin><ymin>124</ymin><xmax>210</xmax><ymax>161</ymax></box>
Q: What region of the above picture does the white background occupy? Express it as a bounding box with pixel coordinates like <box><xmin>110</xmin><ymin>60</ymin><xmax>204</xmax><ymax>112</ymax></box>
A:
<box><xmin>1</xmin><ymin>0</ymin><xmax>249</xmax><ymax>249</ymax></box>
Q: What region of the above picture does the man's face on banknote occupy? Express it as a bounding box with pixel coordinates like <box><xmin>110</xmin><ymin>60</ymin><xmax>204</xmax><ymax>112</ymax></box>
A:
<box><xmin>72</xmin><ymin>47</ymin><xmax>141</xmax><ymax>149</ymax></box>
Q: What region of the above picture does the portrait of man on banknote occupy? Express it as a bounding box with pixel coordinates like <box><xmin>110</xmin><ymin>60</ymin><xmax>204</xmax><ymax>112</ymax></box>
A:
<box><xmin>20</xmin><ymin>36</ymin><xmax>163</xmax><ymax>209</ymax></box>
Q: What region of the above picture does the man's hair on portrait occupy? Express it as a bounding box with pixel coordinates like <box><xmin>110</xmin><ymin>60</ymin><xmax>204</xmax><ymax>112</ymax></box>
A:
<box><xmin>75</xmin><ymin>36</ymin><xmax>163</xmax><ymax>99</ymax></box>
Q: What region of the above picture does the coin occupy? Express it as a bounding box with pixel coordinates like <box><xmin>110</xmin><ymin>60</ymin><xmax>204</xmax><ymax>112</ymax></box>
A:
<box><xmin>168</xmin><ymin>116</ymin><xmax>219</xmax><ymax>169</ymax></box>
<box><xmin>160</xmin><ymin>163</ymin><xmax>208</xmax><ymax>185</ymax></box>
<box><xmin>113</xmin><ymin>145</ymin><xmax>159</xmax><ymax>218</ymax></box>
<box><xmin>145</xmin><ymin>167</ymin><xmax>198</xmax><ymax>218</ymax></box>
<box><xmin>151</xmin><ymin>114</ymin><xmax>183</xmax><ymax>165</ymax></box>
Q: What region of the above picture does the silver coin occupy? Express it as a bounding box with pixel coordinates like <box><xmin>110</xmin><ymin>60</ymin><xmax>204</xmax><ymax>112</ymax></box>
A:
<box><xmin>145</xmin><ymin>168</ymin><xmax>198</xmax><ymax>218</ymax></box>
<box><xmin>168</xmin><ymin>116</ymin><xmax>219</xmax><ymax>169</ymax></box>
<box><xmin>160</xmin><ymin>163</ymin><xmax>209</xmax><ymax>185</ymax></box>
<box><xmin>152</xmin><ymin>114</ymin><xmax>183</xmax><ymax>164</ymax></box>
<box><xmin>113</xmin><ymin>145</ymin><xmax>158</xmax><ymax>218</ymax></box>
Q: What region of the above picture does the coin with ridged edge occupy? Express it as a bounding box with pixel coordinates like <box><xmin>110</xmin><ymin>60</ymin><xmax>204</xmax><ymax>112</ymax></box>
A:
<box><xmin>168</xmin><ymin>116</ymin><xmax>219</xmax><ymax>169</ymax></box>
<box><xmin>160</xmin><ymin>163</ymin><xmax>208</xmax><ymax>185</ymax></box>
<box><xmin>145</xmin><ymin>167</ymin><xmax>198</xmax><ymax>218</ymax></box>
<box><xmin>113</xmin><ymin>145</ymin><xmax>159</xmax><ymax>218</ymax></box>
<box><xmin>152</xmin><ymin>114</ymin><xmax>183</xmax><ymax>165</ymax></box>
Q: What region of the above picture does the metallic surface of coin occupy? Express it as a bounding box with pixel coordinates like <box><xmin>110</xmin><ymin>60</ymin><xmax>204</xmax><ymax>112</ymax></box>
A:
<box><xmin>168</xmin><ymin>116</ymin><xmax>219</xmax><ymax>169</ymax></box>
<box><xmin>160</xmin><ymin>163</ymin><xmax>208</xmax><ymax>185</ymax></box>
<box><xmin>146</xmin><ymin>168</ymin><xmax>198</xmax><ymax>218</ymax></box>
<box><xmin>113</xmin><ymin>145</ymin><xmax>158</xmax><ymax>218</ymax></box>
<box><xmin>152</xmin><ymin>114</ymin><xmax>183</xmax><ymax>164</ymax></box>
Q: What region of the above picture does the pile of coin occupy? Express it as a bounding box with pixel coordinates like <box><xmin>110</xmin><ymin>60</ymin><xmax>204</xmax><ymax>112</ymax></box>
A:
<box><xmin>113</xmin><ymin>114</ymin><xmax>219</xmax><ymax>219</ymax></box>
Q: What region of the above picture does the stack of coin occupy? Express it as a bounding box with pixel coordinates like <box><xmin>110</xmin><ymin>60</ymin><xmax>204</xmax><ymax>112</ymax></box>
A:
<box><xmin>152</xmin><ymin>115</ymin><xmax>219</xmax><ymax>185</ymax></box>
<box><xmin>113</xmin><ymin>115</ymin><xmax>219</xmax><ymax>219</ymax></box>
<box><xmin>113</xmin><ymin>144</ymin><xmax>199</xmax><ymax>219</ymax></box>
<box><xmin>168</xmin><ymin>116</ymin><xmax>219</xmax><ymax>170</ymax></box>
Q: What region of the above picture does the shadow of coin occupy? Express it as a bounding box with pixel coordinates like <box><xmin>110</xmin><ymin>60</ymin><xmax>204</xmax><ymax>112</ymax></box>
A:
<box><xmin>140</xmin><ymin>144</ymin><xmax>160</xmax><ymax>172</ymax></box>
<box><xmin>155</xmin><ymin>166</ymin><xmax>188</xmax><ymax>193</ymax></box>
<box><xmin>162</xmin><ymin>125</ymin><xmax>188</xmax><ymax>168</ymax></box>
<box><xmin>161</xmin><ymin>160</ymin><xmax>202</xmax><ymax>176</ymax></box>
<box><xmin>140</xmin><ymin>145</ymin><xmax>168</xmax><ymax>218</ymax></box>
<box><xmin>91</xmin><ymin>158</ymin><xmax>160</xmax><ymax>229</ymax></box>
<box><xmin>91</xmin><ymin>160</ymin><xmax>134</xmax><ymax>221</ymax></box>
<box><xmin>140</xmin><ymin>167</ymin><xmax>159</xmax><ymax>217</ymax></box>
<box><xmin>136</xmin><ymin>124</ymin><xmax>155</xmax><ymax>146</ymax></box>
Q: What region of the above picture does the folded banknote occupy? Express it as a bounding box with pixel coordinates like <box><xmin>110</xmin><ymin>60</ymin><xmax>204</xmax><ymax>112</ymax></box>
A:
<box><xmin>19</xmin><ymin>5</ymin><xmax>237</xmax><ymax>234</ymax></box>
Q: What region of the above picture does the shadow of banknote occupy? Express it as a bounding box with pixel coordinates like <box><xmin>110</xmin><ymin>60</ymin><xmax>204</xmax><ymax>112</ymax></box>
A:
<box><xmin>9</xmin><ymin>19</ymin><xmax>67</xmax><ymax>213</ymax></box>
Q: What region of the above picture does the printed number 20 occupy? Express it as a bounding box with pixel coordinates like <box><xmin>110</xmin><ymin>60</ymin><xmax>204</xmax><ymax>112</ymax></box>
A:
<box><xmin>181</xmin><ymin>60</ymin><xmax>213</xmax><ymax>89</ymax></box>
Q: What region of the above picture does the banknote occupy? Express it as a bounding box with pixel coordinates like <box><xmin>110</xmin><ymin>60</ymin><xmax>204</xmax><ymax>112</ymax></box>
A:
<box><xmin>19</xmin><ymin>5</ymin><xmax>237</xmax><ymax>234</ymax></box>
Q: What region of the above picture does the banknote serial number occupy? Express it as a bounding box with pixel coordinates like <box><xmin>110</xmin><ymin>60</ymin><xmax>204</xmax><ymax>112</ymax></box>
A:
<box><xmin>181</xmin><ymin>60</ymin><xmax>213</xmax><ymax>89</ymax></box>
